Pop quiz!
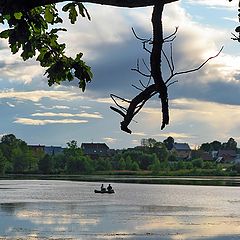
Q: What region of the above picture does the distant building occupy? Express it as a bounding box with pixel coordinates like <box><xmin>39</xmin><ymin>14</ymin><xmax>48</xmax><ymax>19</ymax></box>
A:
<box><xmin>28</xmin><ymin>145</ymin><xmax>64</xmax><ymax>156</ymax></box>
<box><xmin>191</xmin><ymin>150</ymin><xmax>213</xmax><ymax>161</ymax></box>
<box><xmin>44</xmin><ymin>146</ymin><xmax>64</xmax><ymax>156</ymax></box>
<box><xmin>216</xmin><ymin>150</ymin><xmax>237</xmax><ymax>163</ymax></box>
<box><xmin>28</xmin><ymin>145</ymin><xmax>45</xmax><ymax>157</ymax></box>
<box><xmin>171</xmin><ymin>143</ymin><xmax>191</xmax><ymax>160</ymax></box>
<box><xmin>81</xmin><ymin>143</ymin><xmax>110</xmax><ymax>158</ymax></box>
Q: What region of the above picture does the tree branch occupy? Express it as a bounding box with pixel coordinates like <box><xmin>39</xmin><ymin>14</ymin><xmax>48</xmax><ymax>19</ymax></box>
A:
<box><xmin>150</xmin><ymin>2</ymin><xmax>169</xmax><ymax>130</ymax></box>
<box><xmin>165</xmin><ymin>46</ymin><xmax>224</xmax><ymax>84</ymax></box>
<box><xmin>0</xmin><ymin>0</ymin><xmax>178</xmax><ymax>14</ymax></box>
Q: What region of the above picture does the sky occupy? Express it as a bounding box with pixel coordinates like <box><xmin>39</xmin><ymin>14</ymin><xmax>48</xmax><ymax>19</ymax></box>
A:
<box><xmin>0</xmin><ymin>0</ymin><xmax>240</xmax><ymax>149</ymax></box>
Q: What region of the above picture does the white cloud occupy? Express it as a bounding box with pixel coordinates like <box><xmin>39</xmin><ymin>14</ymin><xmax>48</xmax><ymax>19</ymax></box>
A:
<box><xmin>0</xmin><ymin>89</ymin><xmax>83</xmax><ymax>102</ymax></box>
<box><xmin>50</xmin><ymin>105</ymin><xmax>71</xmax><ymax>110</ymax></box>
<box><xmin>132</xmin><ymin>132</ymin><xmax>147</xmax><ymax>136</ymax></box>
<box><xmin>32</xmin><ymin>112</ymin><xmax>103</xmax><ymax>119</ymax></box>
<box><xmin>94</xmin><ymin>97</ymin><xmax>113</xmax><ymax>104</ymax></box>
<box><xmin>6</xmin><ymin>101</ymin><xmax>15</xmax><ymax>107</ymax></box>
<box><xmin>153</xmin><ymin>132</ymin><xmax>196</xmax><ymax>140</ymax></box>
<box><xmin>186</xmin><ymin>0</ymin><xmax>237</xmax><ymax>8</ymax></box>
<box><xmin>224</xmin><ymin>17</ymin><xmax>238</xmax><ymax>23</ymax></box>
<box><xmin>60</xmin><ymin>5</ymin><xmax>136</xmax><ymax>60</ymax></box>
<box><xmin>0</xmin><ymin>52</ymin><xmax>43</xmax><ymax>84</ymax></box>
<box><xmin>138</xmin><ymin>98</ymin><xmax>240</xmax><ymax>146</ymax></box>
<box><xmin>102</xmin><ymin>137</ymin><xmax>117</xmax><ymax>143</ymax></box>
<box><xmin>14</xmin><ymin>118</ymin><xmax>88</xmax><ymax>125</ymax></box>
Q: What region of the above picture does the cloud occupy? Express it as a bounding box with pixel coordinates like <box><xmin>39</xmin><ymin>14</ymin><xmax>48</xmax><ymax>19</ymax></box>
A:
<box><xmin>0</xmin><ymin>89</ymin><xmax>83</xmax><ymax>102</ymax></box>
<box><xmin>130</xmin><ymin>98</ymin><xmax>240</xmax><ymax>146</ymax></box>
<box><xmin>6</xmin><ymin>102</ymin><xmax>15</xmax><ymax>107</ymax></box>
<box><xmin>224</xmin><ymin>17</ymin><xmax>238</xmax><ymax>23</ymax></box>
<box><xmin>94</xmin><ymin>98</ymin><xmax>113</xmax><ymax>104</ymax></box>
<box><xmin>31</xmin><ymin>112</ymin><xmax>103</xmax><ymax>119</ymax></box>
<box><xmin>14</xmin><ymin>118</ymin><xmax>88</xmax><ymax>125</ymax></box>
<box><xmin>102</xmin><ymin>137</ymin><xmax>117</xmax><ymax>143</ymax></box>
<box><xmin>186</xmin><ymin>0</ymin><xmax>236</xmax><ymax>8</ymax></box>
<box><xmin>153</xmin><ymin>132</ymin><xmax>196</xmax><ymax>140</ymax></box>
<box><xmin>0</xmin><ymin>54</ymin><xmax>43</xmax><ymax>84</ymax></box>
<box><xmin>132</xmin><ymin>132</ymin><xmax>147</xmax><ymax>136</ymax></box>
<box><xmin>43</xmin><ymin>105</ymin><xmax>71</xmax><ymax>110</ymax></box>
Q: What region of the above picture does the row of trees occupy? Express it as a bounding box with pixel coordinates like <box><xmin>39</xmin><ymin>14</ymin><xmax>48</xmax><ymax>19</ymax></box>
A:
<box><xmin>199</xmin><ymin>138</ymin><xmax>238</xmax><ymax>152</ymax></box>
<box><xmin>0</xmin><ymin>134</ymin><xmax>239</xmax><ymax>176</ymax></box>
<box><xmin>143</xmin><ymin>136</ymin><xmax>239</xmax><ymax>152</ymax></box>
<box><xmin>0</xmin><ymin>135</ymin><xmax>94</xmax><ymax>175</ymax></box>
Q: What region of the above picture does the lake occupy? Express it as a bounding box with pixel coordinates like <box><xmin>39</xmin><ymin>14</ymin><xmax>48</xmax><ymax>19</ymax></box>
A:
<box><xmin>0</xmin><ymin>180</ymin><xmax>240</xmax><ymax>239</ymax></box>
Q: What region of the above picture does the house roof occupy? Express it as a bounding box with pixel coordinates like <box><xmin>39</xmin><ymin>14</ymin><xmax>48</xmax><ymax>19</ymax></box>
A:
<box><xmin>81</xmin><ymin>143</ymin><xmax>109</xmax><ymax>150</ymax></box>
<box><xmin>81</xmin><ymin>143</ymin><xmax>110</xmax><ymax>156</ymax></box>
<box><xmin>173</xmin><ymin>143</ymin><xmax>191</xmax><ymax>151</ymax></box>
<box><xmin>218</xmin><ymin>150</ymin><xmax>237</xmax><ymax>157</ymax></box>
<box><xmin>199</xmin><ymin>151</ymin><xmax>213</xmax><ymax>161</ymax></box>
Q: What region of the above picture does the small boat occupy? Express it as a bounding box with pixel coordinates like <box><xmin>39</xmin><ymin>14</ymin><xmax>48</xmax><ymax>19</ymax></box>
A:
<box><xmin>94</xmin><ymin>189</ymin><xmax>115</xmax><ymax>194</ymax></box>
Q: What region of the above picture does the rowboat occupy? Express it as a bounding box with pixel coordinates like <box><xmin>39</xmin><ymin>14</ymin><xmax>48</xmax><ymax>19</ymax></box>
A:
<box><xmin>94</xmin><ymin>189</ymin><xmax>115</xmax><ymax>194</ymax></box>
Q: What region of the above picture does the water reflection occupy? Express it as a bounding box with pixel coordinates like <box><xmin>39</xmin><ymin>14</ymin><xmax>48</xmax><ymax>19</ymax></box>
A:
<box><xmin>0</xmin><ymin>180</ymin><xmax>239</xmax><ymax>239</ymax></box>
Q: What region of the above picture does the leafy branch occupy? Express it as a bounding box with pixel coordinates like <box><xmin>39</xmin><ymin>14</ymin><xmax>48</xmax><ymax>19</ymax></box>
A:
<box><xmin>0</xmin><ymin>3</ymin><xmax>92</xmax><ymax>91</ymax></box>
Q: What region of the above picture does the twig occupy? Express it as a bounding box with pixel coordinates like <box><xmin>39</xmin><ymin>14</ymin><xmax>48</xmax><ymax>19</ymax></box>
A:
<box><xmin>167</xmin><ymin>80</ymin><xmax>178</xmax><ymax>87</ymax></box>
<box><xmin>165</xmin><ymin>46</ymin><xmax>224</xmax><ymax>84</ymax></box>
<box><xmin>163</xmin><ymin>27</ymin><xmax>178</xmax><ymax>41</ymax></box>
<box><xmin>132</xmin><ymin>84</ymin><xmax>143</xmax><ymax>91</ymax></box>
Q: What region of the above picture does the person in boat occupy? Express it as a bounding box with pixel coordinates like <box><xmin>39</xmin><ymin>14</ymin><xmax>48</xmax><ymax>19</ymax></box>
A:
<box><xmin>107</xmin><ymin>184</ymin><xmax>112</xmax><ymax>192</ymax></box>
<box><xmin>101</xmin><ymin>184</ymin><xmax>106</xmax><ymax>192</ymax></box>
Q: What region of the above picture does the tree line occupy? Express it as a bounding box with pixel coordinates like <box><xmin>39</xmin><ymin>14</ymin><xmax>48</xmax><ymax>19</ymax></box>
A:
<box><xmin>0</xmin><ymin>134</ymin><xmax>239</xmax><ymax>176</ymax></box>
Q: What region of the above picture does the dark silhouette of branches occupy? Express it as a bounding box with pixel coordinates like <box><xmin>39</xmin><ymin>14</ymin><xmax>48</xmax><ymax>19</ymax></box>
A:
<box><xmin>110</xmin><ymin>3</ymin><xmax>223</xmax><ymax>134</ymax></box>
<box><xmin>165</xmin><ymin>46</ymin><xmax>224</xmax><ymax>85</ymax></box>
<box><xmin>0</xmin><ymin>0</ymin><xmax>179</xmax><ymax>14</ymax></box>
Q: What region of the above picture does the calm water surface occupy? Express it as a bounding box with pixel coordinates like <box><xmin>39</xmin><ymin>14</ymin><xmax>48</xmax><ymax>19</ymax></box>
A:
<box><xmin>0</xmin><ymin>180</ymin><xmax>240</xmax><ymax>240</ymax></box>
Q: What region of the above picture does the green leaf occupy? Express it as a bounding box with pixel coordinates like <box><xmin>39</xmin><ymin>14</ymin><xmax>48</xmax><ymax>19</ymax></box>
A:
<box><xmin>0</xmin><ymin>29</ymin><xmax>10</xmax><ymax>38</ymax></box>
<box><xmin>50</xmin><ymin>28</ymin><xmax>67</xmax><ymax>34</ymax></box>
<box><xmin>14</xmin><ymin>12</ymin><xmax>23</xmax><ymax>20</ymax></box>
<box><xmin>77</xmin><ymin>4</ymin><xmax>91</xmax><ymax>20</ymax></box>
<box><xmin>45</xmin><ymin>7</ymin><xmax>54</xmax><ymax>23</ymax></box>
<box><xmin>79</xmin><ymin>79</ymin><xmax>86</xmax><ymax>92</ymax></box>
<box><xmin>62</xmin><ymin>3</ymin><xmax>73</xmax><ymax>12</ymax></box>
<box><xmin>69</xmin><ymin>6</ymin><xmax>78</xmax><ymax>24</ymax></box>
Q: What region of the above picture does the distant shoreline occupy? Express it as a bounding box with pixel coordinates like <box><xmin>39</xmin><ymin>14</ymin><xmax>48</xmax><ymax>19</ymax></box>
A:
<box><xmin>1</xmin><ymin>174</ymin><xmax>240</xmax><ymax>187</ymax></box>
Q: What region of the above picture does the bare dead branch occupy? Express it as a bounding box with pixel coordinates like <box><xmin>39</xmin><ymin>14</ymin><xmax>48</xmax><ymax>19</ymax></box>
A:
<box><xmin>162</xmin><ymin>49</ymin><xmax>173</xmax><ymax>72</ymax></box>
<box><xmin>170</xmin><ymin>43</ymin><xmax>175</xmax><ymax>72</ymax></box>
<box><xmin>163</xmin><ymin>27</ymin><xmax>179</xmax><ymax>41</ymax></box>
<box><xmin>120</xmin><ymin>84</ymin><xmax>157</xmax><ymax>133</ymax></box>
<box><xmin>110</xmin><ymin>94</ymin><xmax>128</xmax><ymax>112</ymax></box>
<box><xmin>132</xmin><ymin>28</ymin><xmax>150</xmax><ymax>42</ymax></box>
<box><xmin>164</xmin><ymin>35</ymin><xmax>176</xmax><ymax>43</ymax></box>
<box><xmin>131</xmin><ymin>59</ymin><xmax>151</xmax><ymax>77</ymax></box>
<box><xmin>165</xmin><ymin>46</ymin><xmax>224</xmax><ymax>84</ymax></box>
<box><xmin>111</xmin><ymin>2</ymin><xmax>221</xmax><ymax>134</ymax></box>
<box><xmin>167</xmin><ymin>80</ymin><xmax>178</xmax><ymax>87</ymax></box>
<box><xmin>110</xmin><ymin>94</ymin><xmax>131</xmax><ymax>104</ymax></box>
<box><xmin>142</xmin><ymin>59</ymin><xmax>151</xmax><ymax>73</ymax></box>
<box><xmin>110</xmin><ymin>106</ymin><xmax>125</xmax><ymax>117</ymax></box>
<box><xmin>231</xmin><ymin>32</ymin><xmax>240</xmax><ymax>41</ymax></box>
<box><xmin>143</xmin><ymin>42</ymin><xmax>152</xmax><ymax>54</ymax></box>
<box><xmin>132</xmin><ymin>28</ymin><xmax>152</xmax><ymax>54</ymax></box>
<box><xmin>139</xmin><ymin>80</ymin><xmax>147</xmax><ymax>89</ymax></box>
<box><xmin>132</xmin><ymin>84</ymin><xmax>144</xmax><ymax>91</ymax></box>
